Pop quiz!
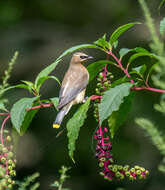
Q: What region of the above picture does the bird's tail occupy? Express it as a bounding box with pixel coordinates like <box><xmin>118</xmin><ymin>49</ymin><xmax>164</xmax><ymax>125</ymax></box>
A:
<box><xmin>53</xmin><ymin>103</ymin><xmax>72</xmax><ymax>128</ymax></box>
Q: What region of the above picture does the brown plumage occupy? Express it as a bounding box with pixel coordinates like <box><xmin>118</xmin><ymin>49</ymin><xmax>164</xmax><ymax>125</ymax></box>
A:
<box><xmin>53</xmin><ymin>52</ymin><xmax>93</xmax><ymax>128</ymax></box>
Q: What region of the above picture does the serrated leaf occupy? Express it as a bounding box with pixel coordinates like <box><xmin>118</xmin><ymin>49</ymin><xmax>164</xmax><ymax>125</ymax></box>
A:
<box><xmin>57</xmin><ymin>44</ymin><xmax>100</xmax><ymax>60</ymax></box>
<box><xmin>109</xmin><ymin>22</ymin><xmax>140</xmax><ymax>47</ymax></box>
<box><xmin>10</xmin><ymin>97</ymin><xmax>38</xmax><ymax>134</ymax></box>
<box><xmin>108</xmin><ymin>92</ymin><xmax>134</xmax><ymax>138</ymax></box>
<box><xmin>87</xmin><ymin>60</ymin><xmax>115</xmax><ymax>82</ymax></box>
<box><xmin>35</xmin><ymin>59</ymin><xmax>61</xmax><ymax>91</ymax></box>
<box><xmin>50</xmin><ymin>97</ymin><xmax>59</xmax><ymax>111</ymax></box>
<box><xmin>36</xmin><ymin>75</ymin><xmax>61</xmax><ymax>92</ymax></box>
<box><xmin>67</xmin><ymin>99</ymin><xmax>90</xmax><ymax>161</ymax></box>
<box><xmin>99</xmin><ymin>83</ymin><xmax>132</xmax><ymax>124</ymax></box>
<box><xmin>160</xmin><ymin>17</ymin><xmax>165</xmax><ymax>37</ymax></box>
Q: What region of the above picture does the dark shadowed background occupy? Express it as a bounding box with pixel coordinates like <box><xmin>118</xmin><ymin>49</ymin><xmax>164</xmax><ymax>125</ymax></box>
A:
<box><xmin>0</xmin><ymin>0</ymin><xmax>165</xmax><ymax>189</ymax></box>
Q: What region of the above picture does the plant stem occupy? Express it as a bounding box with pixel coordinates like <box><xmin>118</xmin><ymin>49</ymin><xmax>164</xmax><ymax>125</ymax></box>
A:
<box><xmin>0</xmin><ymin>114</ymin><xmax>10</xmax><ymax>145</ymax></box>
<box><xmin>26</xmin><ymin>103</ymin><xmax>53</xmax><ymax>111</ymax></box>
<box><xmin>133</xmin><ymin>86</ymin><xmax>165</xmax><ymax>93</ymax></box>
<box><xmin>108</xmin><ymin>51</ymin><xmax>134</xmax><ymax>83</ymax></box>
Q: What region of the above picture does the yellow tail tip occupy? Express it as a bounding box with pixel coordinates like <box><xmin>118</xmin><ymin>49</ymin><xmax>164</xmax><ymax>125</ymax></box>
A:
<box><xmin>53</xmin><ymin>124</ymin><xmax>60</xmax><ymax>129</ymax></box>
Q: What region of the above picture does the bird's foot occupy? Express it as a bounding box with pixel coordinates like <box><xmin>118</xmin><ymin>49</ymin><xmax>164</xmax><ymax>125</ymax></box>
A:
<box><xmin>82</xmin><ymin>96</ymin><xmax>88</xmax><ymax>103</ymax></box>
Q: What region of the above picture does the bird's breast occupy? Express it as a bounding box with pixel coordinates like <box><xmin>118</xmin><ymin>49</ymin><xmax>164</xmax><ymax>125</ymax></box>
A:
<box><xmin>73</xmin><ymin>89</ymin><xmax>86</xmax><ymax>105</ymax></box>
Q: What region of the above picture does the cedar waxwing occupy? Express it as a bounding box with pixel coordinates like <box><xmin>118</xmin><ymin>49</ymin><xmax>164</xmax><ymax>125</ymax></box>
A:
<box><xmin>53</xmin><ymin>52</ymin><xmax>93</xmax><ymax>128</ymax></box>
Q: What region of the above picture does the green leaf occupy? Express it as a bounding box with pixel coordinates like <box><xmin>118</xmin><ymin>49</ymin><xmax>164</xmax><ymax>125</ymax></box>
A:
<box><xmin>113</xmin><ymin>40</ymin><xmax>118</xmax><ymax>49</ymax></box>
<box><xmin>111</xmin><ymin>76</ymin><xmax>131</xmax><ymax>88</ymax></box>
<box><xmin>108</xmin><ymin>92</ymin><xmax>134</xmax><ymax>138</ymax></box>
<box><xmin>35</xmin><ymin>59</ymin><xmax>61</xmax><ymax>91</ymax></box>
<box><xmin>119</xmin><ymin>48</ymin><xmax>130</xmax><ymax>58</ymax></box>
<box><xmin>36</xmin><ymin>75</ymin><xmax>61</xmax><ymax>92</ymax></box>
<box><xmin>0</xmin><ymin>99</ymin><xmax>8</xmax><ymax>112</ymax></box>
<box><xmin>57</xmin><ymin>44</ymin><xmax>100</xmax><ymax>60</ymax></box>
<box><xmin>128</xmin><ymin>52</ymin><xmax>156</xmax><ymax>64</ymax></box>
<box><xmin>119</xmin><ymin>47</ymin><xmax>149</xmax><ymax>59</ymax></box>
<box><xmin>10</xmin><ymin>97</ymin><xmax>38</xmax><ymax>134</ymax></box>
<box><xmin>94</xmin><ymin>34</ymin><xmax>110</xmax><ymax>50</ymax></box>
<box><xmin>109</xmin><ymin>22</ymin><xmax>140</xmax><ymax>47</ymax></box>
<box><xmin>132</xmin><ymin>64</ymin><xmax>147</xmax><ymax>76</ymax></box>
<box><xmin>160</xmin><ymin>17</ymin><xmax>165</xmax><ymax>37</ymax></box>
<box><xmin>20</xmin><ymin>108</ymin><xmax>39</xmax><ymax>135</ymax></box>
<box><xmin>50</xmin><ymin>97</ymin><xmax>59</xmax><ymax>111</ymax></box>
<box><xmin>99</xmin><ymin>83</ymin><xmax>132</xmax><ymax>124</ymax></box>
<box><xmin>67</xmin><ymin>98</ymin><xmax>90</xmax><ymax>161</ymax></box>
<box><xmin>87</xmin><ymin>60</ymin><xmax>115</xmax><ymax>82</ymax></box>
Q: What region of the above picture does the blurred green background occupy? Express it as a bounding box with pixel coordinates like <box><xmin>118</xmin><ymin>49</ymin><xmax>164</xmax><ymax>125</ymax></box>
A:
<box><xmin>0</xmin><ymin>0</ymin><xmax>165</xmax><ymax>189</ymax></box>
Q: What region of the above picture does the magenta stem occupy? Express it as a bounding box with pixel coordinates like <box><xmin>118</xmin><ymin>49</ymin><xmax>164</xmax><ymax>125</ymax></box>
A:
<box><xmin>133</xmin><ymin>87</ymin><xmax>165</xmax><ymax>93</ymax></box>
<box><xmin>0</xmin><ymin>113</ymin><xmax>9</xmax><ymax>116</ymax></box>
<box><xmin>26</xmin><ymin>103</ymin><xmax>53</xmax><ymax>111</ymax></box>
<box><xmin>108</xmin><ymin>51</ymin><xmax>134</xmax><ymax>83</ymax></box>
<box><xmin>0</xmin><ymin>114</ymin><xmax>10</xmax><ymax>145</ymax></box>
<box><xmin>90</xmin><ymin>95</ymin><xmax>102</xmax><ymax>101</ymax></box>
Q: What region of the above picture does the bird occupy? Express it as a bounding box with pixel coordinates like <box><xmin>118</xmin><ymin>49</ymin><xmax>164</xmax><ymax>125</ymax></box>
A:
<box><xmin>53</xmin><ymin>52</ymin><xmax>93</xmax><ymax>128</ymax></box>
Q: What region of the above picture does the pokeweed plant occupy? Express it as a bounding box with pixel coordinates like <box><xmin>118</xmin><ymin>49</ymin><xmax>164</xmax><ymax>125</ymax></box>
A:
<box><xmin>0</xmin><ymin>6</ymin><xmax>165</xmax><ymax>189</ymax></box>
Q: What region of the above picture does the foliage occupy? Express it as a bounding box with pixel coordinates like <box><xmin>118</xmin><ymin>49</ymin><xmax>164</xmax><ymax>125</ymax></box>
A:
<box><xmin>51</xmin><ymin>166</ymin><xmax>70</xmax><ymax>190</ymax></box>
<box><xmin>0</xmin><ymin>1</ymin><xmax>165</xmax><ymax>188</ymax></box>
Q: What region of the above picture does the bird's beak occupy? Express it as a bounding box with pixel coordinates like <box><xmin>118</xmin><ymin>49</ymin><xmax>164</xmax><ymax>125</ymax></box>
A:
<box><xmin>87</xmin><ymin>56</ymin><xmax>93</xmax><ymax>59</ymax></box>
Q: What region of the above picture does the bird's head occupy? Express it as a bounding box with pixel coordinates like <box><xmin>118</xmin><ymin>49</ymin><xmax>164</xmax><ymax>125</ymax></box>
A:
<box><xmin>71</xmin><ymin>52</ymin><xmax>93</xmax><ymax>64</ymax></box>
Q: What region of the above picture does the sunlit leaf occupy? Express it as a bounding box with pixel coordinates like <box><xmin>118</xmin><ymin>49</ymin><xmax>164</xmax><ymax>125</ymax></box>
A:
<box><xmin>57</xmin><ymin>44</ymin><xmax>100</xmax><ymax>60</ymax></box>
<box><xmin>109</xmin><ymin>22</ymin><xmax>140</xmax><ymax>47</ymax></box>
<box><xmin>99</xmin><ymin>83</ymin><xmax>132</xmax><ymax>124</ymax></box>
<box><xmin>35</xmin><ymin>59</ymin><xmax>61</xmax><ymax>92</ymax></box>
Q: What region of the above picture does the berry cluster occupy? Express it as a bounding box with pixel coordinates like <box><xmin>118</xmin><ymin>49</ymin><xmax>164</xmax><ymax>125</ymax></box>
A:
<box><xmin>93</xmin><ymin>66</ymin><xmax>149</xmax><ymax>182</ymax></box>
<box><xmin>94</xmin><ymin>127</ymin><xmax>149</xmax><ymax>181</ymax></box>
<box><xmin>94</xmin><ymin>67</ymin><xmax>113</xmax><ymax>122</ymax></box>
<box><xmin>0</xmin><ymin>130</ymin><xmax>16</xmax><ymax>189</ymax></box>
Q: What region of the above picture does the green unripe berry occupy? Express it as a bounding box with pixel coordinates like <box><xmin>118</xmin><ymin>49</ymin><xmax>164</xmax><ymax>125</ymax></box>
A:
<box><xmin>130</xmin><ymin>168</ymin><xmax>135</xmax><ymax>173</ymax></box>
<box><xmin>8</xmin><ymin>184</ymin><xmax>12</xmax><ymax>189</ymax></box>
<box><xmin>7</xmin><ymin>136</ymin><xmax>12</xmax><ymax>142</ymax></box>
<box><xmin>99</xmin><ymin>157</ymin><xmax>106</xmax><ymax>162</ymax></box>
<box><xmin>125</xmin><ymin>171</ymin><xmax>130</xmax><ymax>177</ymax></box>
<box><xmin>97</xmin><ymin>83</ymin><xmax>102</xmax><ymax>88</ymax></box>
<box><xmin>117</xmin><ymin>165</ymin><xmax>123</xmax><ymax>170</ymax></box>
<box><xmin>112</xmin><ymin>167</ymin><xmax>118</xmax><ymax>173</ymax></box>
<box><xmin>120</xmin><ymin>174</ymin><xmax>124</xmax><ymax>180</ymax></box>
<box><xmin>136</xmin><ymin>170</ymin><xmax>141</xmax><ymax>175</ymax></box>
<box><xmin>99</xmin><ymin>73</ymin><xmax>104</xmax><ymax>79</ymax></box>
<box><xmin>99</xmin><ymin>172</ymin><xmax>105</xmax><ymax>176</ymax></box>
<box><xmin>5</xmin><ymin>175</ymin><xmax>9</xmax><ymax>179</ymax></box>
<box><xmin>8</xmin><ymin>152</ymin><xmax>14</xmax><ymax>158</ymax></box>
<box><xmin>108</xmin><ymin>165</ymin><xmax>113</xmax><ymax>170</ymax></box>
<box><xmin>123</xmin><ymin>165</ymin><xmax>129</xmax><ymax>171</ymax></box>
<box><xmin>2</xmin><ymin>147</ymin><xmax>8</xmax><ymax>153</ymax></box>
<box><xmin>115</xmin><ymin>171</ymin><xmax>121</xmax><ymax>178</ymax></box>
<box><xmin>134</xmin><ymin>165</ymin><xmax>140</xmax><ymax>170</ymax></box>
<box><xmin>140</xmin><ymin>167</ymin><xmax>145</xmax><ymax>172</ymax></box>
<box><xmin>104</xmin><ymin>82</ymin><xmax>109</xmax><ymax>87</ymax></box>
<box><xmin>99</xmin><ymin>162</ymin><xmax>104</xmax><ymax>168</ymax></box>
<box><xmin>8</xmin><ymin>178</ymin><xmax>12</xmax><ymax>183</ymax></box>
<box><xmin>8</xmin><ymin>166</ymin><xmax>13</xmax><ymax>171</ymax></box>
<box><xmin>110</xmin><ymin>75</ymin><xmax>114</xmax><ymax>79</ymax></box>
<box><xmin>145</xmin><ymin>170</ymin><xmax>149</xmax><ymax>175</ymax></box>
<box><xmin>8</xmin><ymin>160</ymin><xmax>13</xmax><ymax>165</ymax></box>
<box><xmin>1</xmin><ymin>156</ymin><xmax>6</xmax><ymax>163</ymax></box>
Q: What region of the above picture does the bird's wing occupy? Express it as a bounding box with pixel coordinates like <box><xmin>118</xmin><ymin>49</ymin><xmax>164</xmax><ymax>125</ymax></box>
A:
<box><xmin>58</xmin><ymin>70</ymin><xmax>89</xmax><ymax>109</ymax></box>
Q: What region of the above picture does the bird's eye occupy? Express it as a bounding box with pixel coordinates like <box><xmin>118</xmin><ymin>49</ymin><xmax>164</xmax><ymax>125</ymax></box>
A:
<box><xmin>80</xmin><ymin>55</ymin><xmax>88</xmax><ymax>59</ymax></box>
